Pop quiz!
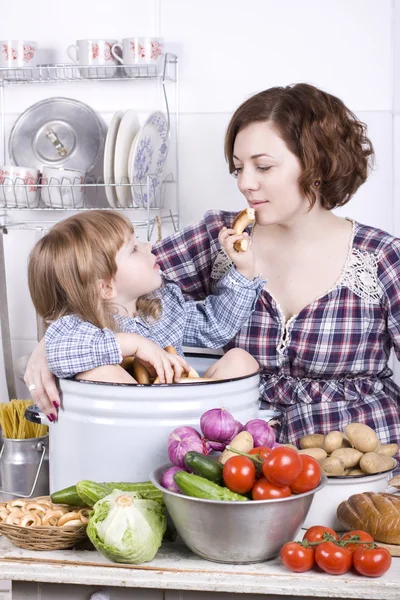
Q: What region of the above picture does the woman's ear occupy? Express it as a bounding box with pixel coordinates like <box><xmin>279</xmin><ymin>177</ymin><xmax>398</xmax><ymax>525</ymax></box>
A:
<box><xmin>97</xmin><ymin>279</ymin><xmax>117</xmax><ymax>300</ymax></box>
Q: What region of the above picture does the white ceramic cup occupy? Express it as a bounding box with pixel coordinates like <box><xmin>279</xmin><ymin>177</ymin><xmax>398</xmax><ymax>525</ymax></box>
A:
<box><xmin>111</xmin><ymin>37</ymin><xmax>164</xmax><ymax>75</ymax></box>
<box><xmin>0</xmin><ymin>165</ymin><xmax>39</xmax><ymax>208</ymax></box>
<box><xmin>41</xmin><ymin>167</ymin><xmax>86</xmax><ymax>208</ymax></box>
<box><xmin>0</xmin><ymin>40</ymin><xmax>37</xmax><ymax>69</ymax></box>
<box><xmin>67</xmin><ymin>39</ymin><xmax>119</xmax><ymax>78</ymax></box>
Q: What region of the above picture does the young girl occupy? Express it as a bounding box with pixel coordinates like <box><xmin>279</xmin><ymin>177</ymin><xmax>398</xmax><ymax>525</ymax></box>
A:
<box><xmin>28</xmin><ymin>210</ymin><xmax>262</xmax><ymax>415</ymax></box>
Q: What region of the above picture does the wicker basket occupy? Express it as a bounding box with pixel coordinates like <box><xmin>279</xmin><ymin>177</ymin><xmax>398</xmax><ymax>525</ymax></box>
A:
<box><xmin>0</xmin><ymin>521</ymin><xmax>88</xmax><ymax>550</ymax></box>
<box><xmin>0</xmin><ymin>495</ymin><xmax>89</xmax><ymax>550</ymax></box>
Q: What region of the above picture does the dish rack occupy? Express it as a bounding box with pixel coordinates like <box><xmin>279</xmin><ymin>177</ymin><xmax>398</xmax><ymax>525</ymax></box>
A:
<box><xmin>0</xmin><ymin>53</ymin><xmax>179</xmax><ymax>400</ymax></box>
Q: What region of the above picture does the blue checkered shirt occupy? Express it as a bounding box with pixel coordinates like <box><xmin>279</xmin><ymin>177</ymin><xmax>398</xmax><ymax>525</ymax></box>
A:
<box><xmin>45</xmin><ymin>266</ymin><xmax>265</xmax><ymax>378</ymax></box>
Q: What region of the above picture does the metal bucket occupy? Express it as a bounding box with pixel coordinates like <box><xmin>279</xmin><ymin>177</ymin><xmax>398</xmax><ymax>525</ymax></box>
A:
<box><xmin>0</xmin><ymin>434</ymin><xmax>49</xmax><ymax>502</ymax></box>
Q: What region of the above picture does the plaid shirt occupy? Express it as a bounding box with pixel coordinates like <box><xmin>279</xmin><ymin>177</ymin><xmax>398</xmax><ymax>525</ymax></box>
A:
<box><xmin>153</xmin><ymin>210</ymin><xmax>400</xmax><ymax>460</ymax></box>
<box><xmin>45</xmin><ymin>266</ymin><xmax>265</xmax><ymax>379</ymax></box>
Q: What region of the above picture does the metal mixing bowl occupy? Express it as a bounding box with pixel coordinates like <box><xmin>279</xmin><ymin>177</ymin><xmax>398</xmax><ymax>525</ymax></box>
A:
<box><xmin>151</xmin><ymin>463</ymin><xmax>327</xmax><ymax>564</ymax></box>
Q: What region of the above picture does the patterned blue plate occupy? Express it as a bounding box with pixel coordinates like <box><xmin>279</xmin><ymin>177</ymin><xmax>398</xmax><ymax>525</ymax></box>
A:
<box><xmin>128</xmin><ymin>111</ymin><xmax>169</xmax><ymax>207</ymax></box>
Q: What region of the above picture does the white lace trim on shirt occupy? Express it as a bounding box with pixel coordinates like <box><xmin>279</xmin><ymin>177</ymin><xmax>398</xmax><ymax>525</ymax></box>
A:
<box><xmin>338</xmin><ymin>248</ymin><xmax>380</xmax><ymax>304</ymax></box>
<box><xmin>210</xmin><ymin>249</ymin><xmax>233</xmax><ymax>280</ymax></box>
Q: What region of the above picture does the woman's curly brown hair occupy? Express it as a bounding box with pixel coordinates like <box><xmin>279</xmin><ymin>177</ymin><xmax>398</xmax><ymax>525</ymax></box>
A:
<box><xmin>224</xmin><ymin>83</ymin><xmax>375</xmax><ymax>209</ymax></box>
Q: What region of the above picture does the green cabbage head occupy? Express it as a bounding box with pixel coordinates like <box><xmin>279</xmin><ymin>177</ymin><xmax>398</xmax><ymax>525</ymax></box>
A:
<box><xmin>87</xmin><ymin>489</ymin><xmax>166</xmax><ymax>564</ymax></box>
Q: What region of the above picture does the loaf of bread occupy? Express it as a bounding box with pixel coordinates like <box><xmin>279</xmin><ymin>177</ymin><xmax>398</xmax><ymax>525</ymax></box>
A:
<box><xmin>337</xmin><ymin>492</ymin><xmax>400</xmax><ymax>544</ymax></box>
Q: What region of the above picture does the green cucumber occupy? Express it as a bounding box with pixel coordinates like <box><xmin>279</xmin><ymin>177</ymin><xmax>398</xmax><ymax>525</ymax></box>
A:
<box><xmin>50</xmin><ymin>485</ymin><xmax>89</xmax><ymax>507</ymax></box>
<box><xmin>76</xmin><ymin>481</ymin><xmax>112</xmax><ymax>506</ymax></box>
<box><xmin>184</xmin><ymin>451</ymin><xmax>223</xmax><ymax>483</ymax></box>
<box><xmin>174</xmin><ymin>471</ymin><xmax>247</xmax><ymax>501</ymax></box>
<box><xmin>52</xmin><ymin>480</ymin><xmax>163</xmax><ymax>507</ymax></box>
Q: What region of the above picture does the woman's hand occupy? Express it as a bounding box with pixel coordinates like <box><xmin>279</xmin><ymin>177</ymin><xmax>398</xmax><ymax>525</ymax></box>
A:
<box><xmin>117</xmin><ymin>334</ymin><xmax>191</xmax><ymax>383</ymax></box>
<box><xmin>218</xmin><ymin>227</ymin><xmax>256</xmax><ymax>280</ymax></box>
<box><xmin>24</xmin><ymin>338</ymin><xmax>60</xmax><ymax>419</ymax></box>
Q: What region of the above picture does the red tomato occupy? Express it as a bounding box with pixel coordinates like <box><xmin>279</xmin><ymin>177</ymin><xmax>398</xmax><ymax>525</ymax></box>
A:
<box><xmin>315</xmin><ymin>541</ymin><xmax>352</xmax><ymax>575</ymax></box>
<box><xmin>249</xmin><ymin>447</ymin><xmax>271</xmax><ymax>460</ymax></box>
<box><xmin>251</xmin><ymin>477</ymin><xmax>291</xmax><ymax>500</ymax></box>
<box><xmin>341</xmin><ymin>530</ymin><xmax>374</xmax><ymax>554</ymax></box>
<box><xmin>303</xmin><ymin>525</ymin><xmax>339</xmax><ymax>544</ymax></box>
<box><xmin>290</xmin><ymin>454</ymin><xmax>322</xmax><ymax>494</ymax></box>
<box><xmin>280</xmin><ymin>542</ymin><xmax>315</xmax><ymax>573</ymax></box>
<box><xmin>223</xmin><ymin>455</ymin><xmax>256</xmax><ymax>494</ymax></box>
<box><xmin>353</xmin><ymin>547</ymin><xmax>392</xmax><ymax>577</ymax></box>
<box><xmin>261</xmin><ymin>447</ymin><xmax>302</xmax><ymax>487</ymax></box>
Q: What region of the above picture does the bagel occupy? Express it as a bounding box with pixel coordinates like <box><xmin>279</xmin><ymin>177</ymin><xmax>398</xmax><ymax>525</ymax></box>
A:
<box><xmin>132</xmin><ymin>358</ymin><xmax>151</xmax><ymax>384</ymax></box>
<box><xmin>20</xmin><ymin>513</ymin><xmax>42</xmax><ymax>527</ymax></box>
<box><xmin>6</xmin><ymin>509</ymin><xmax>23</xmax><ymax>525</ymax></box>
<box><xmin>7</xmin><ymin>499</ymin><xmax>26</xmax><ymax>511</ymax></box>
<box><xmin>78</xmin><ymin>508</ymin><xmax>91</xmax><ymax>524</ymax></box>
<box><xmin>60</xmin><ymin>519</ymin><xmax>82</xmax><ymax>527</ymax></box>
<box><xmin>42</xmin><ymin>509</ymin><xmax>68</xmax><ymax>527</ymax></box>
<box><xmin>58</xmin><ymin>511</ymin><xmax>81</xmax><ymax>527</ymax></box>
<box><xmin>232</xmin><ymin>208</ymin><xmax>255</xmax><ymax>252</ymax></box>
<box><xmin>25</xmin><ymin>502</ymin><xmax>47</xmax><ymax>514</ymax></box>
<box><xmin>0</xmin><ymin>509</ymin><xmax>9</xmax><ymax>522</ymax></box>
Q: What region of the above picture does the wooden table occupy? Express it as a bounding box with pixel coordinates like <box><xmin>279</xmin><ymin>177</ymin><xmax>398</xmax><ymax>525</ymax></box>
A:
<box><xmin>0</xmin><ymin>536</ymin><xmax>399</xmax><ymax>599</ymax></box>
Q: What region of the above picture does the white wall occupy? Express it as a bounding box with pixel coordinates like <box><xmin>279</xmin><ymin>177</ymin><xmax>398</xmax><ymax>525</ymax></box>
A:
<box><xmin>0</xmin><ymin>0</ymin><xmax>398</xmax><ymax>398</ymax></box>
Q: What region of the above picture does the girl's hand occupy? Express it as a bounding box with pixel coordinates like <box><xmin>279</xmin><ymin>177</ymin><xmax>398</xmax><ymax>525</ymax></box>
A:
<box><xmin>24</xmin><ymin>338</ymin><xmax>60</xmax><ymax>419</ymax></box>
<box><xmin>130</xmin><ymin>336</ymin><xmax>191</xmax><ymax>383</ymax></box>
<box><xmin>218</xmin><ymin>227</ymin><xmax>256</xmax><ymax>280</ymax></box>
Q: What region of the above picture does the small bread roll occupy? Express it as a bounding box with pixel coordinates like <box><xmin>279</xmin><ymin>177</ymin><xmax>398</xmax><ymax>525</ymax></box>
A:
<box><xmin>232</xmin><ymin>208</ymin><xmax>256</xmax><ymax>252</ymax></box>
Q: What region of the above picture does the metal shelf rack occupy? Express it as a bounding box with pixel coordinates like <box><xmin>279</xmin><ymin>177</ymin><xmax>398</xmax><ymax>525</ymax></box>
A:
<box><xmin>0</xmin><ymin>53</ymin><xmax>179</xmax><ymax>399</ymax></box>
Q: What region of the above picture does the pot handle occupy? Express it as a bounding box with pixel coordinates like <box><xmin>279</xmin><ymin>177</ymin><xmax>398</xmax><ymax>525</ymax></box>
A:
<box><xmin>0</xmin><ymin>441</ymin><xmax>47</xmax><ymax>498</ymax></box>
<box><xmin>24</xmin><ymin>404</ymin><xmax>49</xmax><ymax>425</ymax></box>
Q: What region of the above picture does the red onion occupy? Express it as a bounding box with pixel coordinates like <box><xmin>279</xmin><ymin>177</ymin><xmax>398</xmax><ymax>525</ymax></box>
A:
<box><xmin>244</xmin><ymin>419</ymin><xmax>276</xmax><ymax>447</ymax></box>
<box><xmin>168</xmin><ymin>429</ymin><xmax>204</xmax><ymax>468</ymax></box>
<box><xmin>161</xmin><ymin>466</ymin><xmax>184</xmax><ymax>493</ymax></box>
<box><xmin>168</xmin><ymin>426</ymin><xmax>201</xmax><ymax>440</ymax></box>
<box><xmin>206</xmin><ymin>440</ymin><xmax>226</xmax><ymax>452</ymax></box>
<box><xmin>200</xmin><ymin>408</ymin><xmax>236</xmax><ymax>442</ymax></box>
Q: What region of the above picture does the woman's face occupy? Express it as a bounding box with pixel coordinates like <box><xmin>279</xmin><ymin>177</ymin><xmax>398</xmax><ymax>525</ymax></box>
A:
<box><xmin>232</xmin><ymin>121</ymin><xmax>311</xmax><ymax>226</ymax></box>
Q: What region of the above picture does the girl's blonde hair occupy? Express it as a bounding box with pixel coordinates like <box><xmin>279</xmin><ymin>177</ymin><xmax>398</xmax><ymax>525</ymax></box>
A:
<box><xmin>28</xmin><ymin>210</ymin><xmax>161</xmax><ymax>331</ymax></box>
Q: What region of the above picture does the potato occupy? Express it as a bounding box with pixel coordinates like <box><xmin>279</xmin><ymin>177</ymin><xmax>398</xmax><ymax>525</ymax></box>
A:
<box><xmin>339</xmin><ymin>435</ymin><xmax>352</xmax><ymax>449</ymax></box>
<box><xmin>347</xmin><ymin>468</ymin><xmax>364</xmax><ymax>476</ymax></box>
<box><xmin>330</xmin><ymin>448</ymin><xmax>363</xmax><ymax>469</ymax></box>
<box><xmin>299</xmin><ymin>434</ymin><xmax>325</xmax><ymax>449</ymax></box>
<box><xmin>359</xmin><ymin>452</ymin><xmax>396</xmax><ymax>475</ymax></box>
<box><xmin>345</xmin><ymin>423</ymin><xmax>380</xmax><ymax>453</ymax></box>
<box><xmin>378</xmin><ymin>443</ymin><xmax>399</xmax><ymax>457</ymax></box>
<box><xmin>299</xmin><ymin>448</ymin><xmax>327</xmax><ymax>461</ymax></box>
<box><xmin>219</xmin><ymin>431</ymin><xmax>254</xmax><ymax>465</ymax></box>
<box><xmin>321</xmin><ymin>456</ymin><xmax>345</xmax><ymax>476</ymax></box>
<box><xmin>281</xmin><ymin>444</ymin><xmax>299</xmax><ymax>452</ymax></box>
<box><xmin>321</xmin><ymin>431</ymin><xmax>343</xmax><ymax>454</ymax></box>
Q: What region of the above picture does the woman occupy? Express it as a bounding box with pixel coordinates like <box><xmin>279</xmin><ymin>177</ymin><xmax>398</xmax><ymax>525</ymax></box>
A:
<box><xmin>25</xmin><ymin>83</ymin><xmax>400</xmax><ymax>454</ymax></box>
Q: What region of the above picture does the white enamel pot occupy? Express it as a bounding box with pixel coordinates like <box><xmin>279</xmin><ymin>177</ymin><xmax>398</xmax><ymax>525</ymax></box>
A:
<box><xmin>26</xmin><ymin>353</ymin><xmax>282</xmax><ymax>493</ymax></box>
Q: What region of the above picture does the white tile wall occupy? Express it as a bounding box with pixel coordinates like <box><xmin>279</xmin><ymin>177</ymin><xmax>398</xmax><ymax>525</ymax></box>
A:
<box><xmin>0</xmin><ymin>0</ymin><xmax>398</xmax><ymax>394</ymax></box>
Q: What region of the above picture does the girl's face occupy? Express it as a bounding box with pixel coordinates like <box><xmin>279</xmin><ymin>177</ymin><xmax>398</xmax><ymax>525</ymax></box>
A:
<box><xmin>112</xmin><ymin>232</ymin><xmax>162</xmax><ymax>303</ymax></box>
<box><xmin>232</xmin><ymin>121</ymin><xmax>312</xmax><ymax>226</ymax></box>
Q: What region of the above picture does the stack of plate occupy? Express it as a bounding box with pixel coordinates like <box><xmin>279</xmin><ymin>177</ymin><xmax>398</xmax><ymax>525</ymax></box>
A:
<box><xmin>104</xmin><ymin>109</ymin><xmax>169</xmax><ymax>208</ymax></box>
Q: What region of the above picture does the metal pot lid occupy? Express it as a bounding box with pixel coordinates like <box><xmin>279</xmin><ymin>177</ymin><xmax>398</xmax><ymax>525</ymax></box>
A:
<box><xmin>9</xmin><ymin>97</ymin><xmax>104</xmax><ymax>172</ymax></box>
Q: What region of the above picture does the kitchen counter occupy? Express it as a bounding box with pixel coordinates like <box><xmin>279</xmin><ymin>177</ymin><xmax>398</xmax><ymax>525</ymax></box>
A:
<box><xmin>0</xmin><ymin>536</ymin><xmax>399</xmax><ymax>600</ymax></box>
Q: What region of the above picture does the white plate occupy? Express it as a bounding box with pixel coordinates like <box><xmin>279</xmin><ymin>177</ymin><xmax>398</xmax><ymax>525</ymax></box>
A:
<box><xmin>129</xmin><ymin>111</ymin><xmax>169</xmax><ymax>207</ymax></box>
<box><xmin>103</xmin><ymin>111</ymin><xmax>123</xmax><ymax>208</ymax></box>
<box><xmin>114</xmin><ymin>109</ymin><xmax>140</xmax><ymax>207</ymax></box>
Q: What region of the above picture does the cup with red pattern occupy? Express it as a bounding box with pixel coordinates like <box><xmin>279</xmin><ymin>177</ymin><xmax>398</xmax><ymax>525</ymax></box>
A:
<box><xmin>0</xmin><ymin>165</ymin><xmax>40</xmax><ymax>208</ymax></box>
<box><xmin>111</xmin><ymin>37</ymin><xmax>164</xmax><ymax>75</ymax></box>
<box><xmin>67</xmin><ymin>39</ymin><xmax>119</xmax><ymax>79</ymax></box>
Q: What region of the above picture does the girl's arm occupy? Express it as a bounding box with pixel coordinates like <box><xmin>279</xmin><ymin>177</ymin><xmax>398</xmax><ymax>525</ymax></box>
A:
<box><xmin>153</xmin><ymin>210</ymin><xmax>237</xmax><ymax>299</ymax></box>
<box><xmin>45</xmin><ymin>315</ymin><xmax>189</xmax><ymax>381</ymax></box>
